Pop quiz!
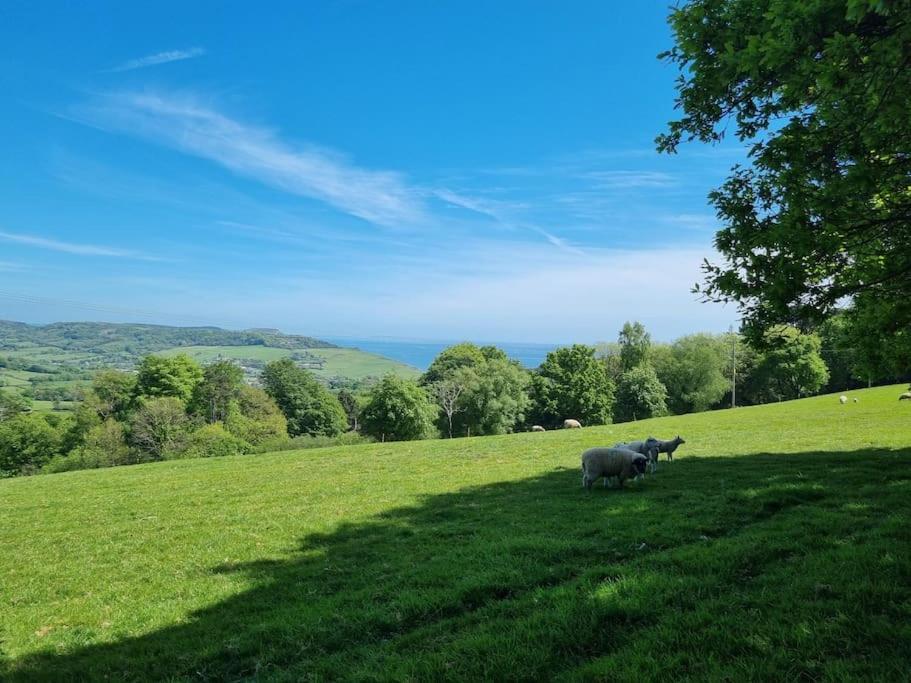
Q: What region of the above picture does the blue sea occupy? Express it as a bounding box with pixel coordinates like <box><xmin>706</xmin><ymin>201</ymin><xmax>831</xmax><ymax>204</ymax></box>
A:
<box><xmin>325</xmin><ymin>337</ymin><xmax>562</xmax><ymax>371</ymax></box>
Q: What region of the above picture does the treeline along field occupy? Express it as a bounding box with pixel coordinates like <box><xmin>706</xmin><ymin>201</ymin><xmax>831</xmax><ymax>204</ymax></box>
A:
<box><xmin>3</xmin><ymin>317</ymin><xmax>910</xmax><ymax>478</ymax></box>
<box><xmin>1</xmin><ymin>385</ymin><xmax>909</xmax><ymax>680</ymax></box>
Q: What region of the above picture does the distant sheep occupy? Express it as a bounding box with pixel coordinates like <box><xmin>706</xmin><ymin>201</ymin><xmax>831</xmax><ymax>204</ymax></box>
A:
<box><xmin>581</xmin><ymin>447</ymin><xmax>647</xmax><ymax>490</ymax></box>
<box><xmin>839</xmin><ymin>395</ymin><xmax>848</xmax><ymax>404</ymax></box>
<box><xmin>900</xmin><ymin>392</ymin><xmax>911</xmax><ymax>401</ymax></box>
<box><xmin>655</xmin><ymin>435</ymin><xmax>686</xmax><ymax>462</ymax></box>
<box><xmin>563</xmin><ymin>419</ymin><xmax>582</xmax><ymax>429</ymax></box>
<box><xmin>614</xmin><ymin>438</ymin><xmax>660</xmax><ymax>474</ymax></box>
<box><xmin>853</xmin><ymin>398</ymin><xmax>858</xmax><ymax>403</ymax></box>
<box><xmin>531</xmin><ymin>425</ymin><xmax>546</xmax><ymax>432</ymax></box>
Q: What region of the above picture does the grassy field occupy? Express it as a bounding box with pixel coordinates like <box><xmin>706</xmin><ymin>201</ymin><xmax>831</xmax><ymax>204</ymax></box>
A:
<box><xmin>158</xmin><ymin>345</ymin><xmax>421</xmax><ymax>381</ymax></box>
<box><xmin>2</xmin><ymin>385</ymin><xmax>910</xmax><ymax>680</ymax></box>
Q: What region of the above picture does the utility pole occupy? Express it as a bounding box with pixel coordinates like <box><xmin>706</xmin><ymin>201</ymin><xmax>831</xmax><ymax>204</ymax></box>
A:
<box><xmin>730</xmin><ymin>325</ymin><xmax>737</xmax><ymax>409</ymax></box>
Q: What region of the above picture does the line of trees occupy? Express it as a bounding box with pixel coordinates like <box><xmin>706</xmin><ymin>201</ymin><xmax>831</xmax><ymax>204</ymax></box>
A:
<box><xmin>2</xmin><ymin>313</ymin><xmax>906</xmax><ymax>477</ymax></box>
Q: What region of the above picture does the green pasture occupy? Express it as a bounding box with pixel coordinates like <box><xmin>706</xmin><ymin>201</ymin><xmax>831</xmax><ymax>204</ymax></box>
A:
<box><xmin>2</xmin><ymin>385</ymin><xmax>910</xmax><ymax>680</ymax></box>
<box><xmin>157</xmin><ymin>345</ymin><xmax>420</xmax><ymax>381</ymax></box>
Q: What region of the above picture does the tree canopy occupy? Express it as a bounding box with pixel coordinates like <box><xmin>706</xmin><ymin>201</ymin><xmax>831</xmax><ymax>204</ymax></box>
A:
<box><xmin>529</xmin><ymin>344</ymin><xmax>614</xmax><ymax>428</ymax></box>
<box><xmin>660</xmin><ymin>0</ymin><xmax>911</xmax><ymax>345</ymax></box>
<box><xmin>360</xmin><ymin>375</ymin><xmax>437</xmax><ymax>442</ymax></box>
<box><xmin>261</xmin><ymin>359</ymin><xmax>347</xmax><ymax>437</ymax></box>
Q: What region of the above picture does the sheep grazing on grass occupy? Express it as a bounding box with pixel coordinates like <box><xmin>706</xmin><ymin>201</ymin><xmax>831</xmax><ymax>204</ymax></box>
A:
<box><xmin>839</xmin><ymin>395</ymin><xmax>848</xmax><ymax>404</ymax></box>
<box><xmin>900</xmin><ymin>392</ymin><xmax>911</xmax><ymax>401</ymax></box>
<box><xmin>563</xmin><ymin>419</ymin><xmax>582</xmax><ymax>429</ymax></box>
<box><xmin>531</xmin><ymin>425</ymin><xmax>546</xmax><ymax>432</ymax></box>
<box><xmin>581</xmin><ymin>447</ymin><xmax>648</xmax><ymax>490</ymax></box>
<box><xmin>614</xmin><ymin>438</ymin><xmax>660</xmax><ymax>474</ymax></box>
<box><xmin>853</xmin><ymin>398</ymin><xmax>858</xmax><ymax>403</ymax></box>
<box><xmin>655</xmin><ymin>435</ymin><xmax>686</xmax><ymax>462</ymax></box>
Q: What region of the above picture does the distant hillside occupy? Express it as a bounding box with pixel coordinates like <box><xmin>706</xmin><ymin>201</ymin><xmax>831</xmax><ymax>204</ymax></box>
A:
<box><xmin>0</xmin><ymin>321</ymin><xmax>413</xmax><ymax>401</ymax></box>
<box><xmin>0</xmin><ymin>321</ymin><xmax>334</xmax><ymax>355</ymax></box>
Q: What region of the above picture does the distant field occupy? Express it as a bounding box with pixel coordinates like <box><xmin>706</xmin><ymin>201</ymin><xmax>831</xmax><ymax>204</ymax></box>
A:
<box><xmin>2</xmin><ymin>385</ymin><xmax>910</xmax><ymax>680</ymax></box>
<box><xmin>157</xmin><ymin>345</ymin><xmax>421</xmax><ymax>381</ymax></box>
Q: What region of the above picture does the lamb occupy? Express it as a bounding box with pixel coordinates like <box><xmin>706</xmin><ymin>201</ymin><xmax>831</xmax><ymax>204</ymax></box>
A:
<box><xmin>654</xmin><ymin>435</ymin><xmax>686</xmax><ymax>462</ymax></box>
<box><xmin>614</xmin><ymin>437</ymin><xmax>660</xmax><ymax>474</ymax></box>
<box><xmin>563</xmin><ymin>419</ymin><xmax>582</xmax><ymax>429</ymax></box>
<box><xmin>900</xmin><ymin>392</ymin><xmax>911</xmax><ymax>401</ymax></box>
<box><xmin>581</xmin><ymin>447</ymin><xmax>648</xmax><ymax>490</ymax></box>
<box><xmin>839</xmin><ymin>395</ymin><xmax>848</xmax><ymax>404</ymax></box>
<box><xmin>531</xmin><ymin>425</ymin><xmax>546</xmax><ymax>432</ymax></box>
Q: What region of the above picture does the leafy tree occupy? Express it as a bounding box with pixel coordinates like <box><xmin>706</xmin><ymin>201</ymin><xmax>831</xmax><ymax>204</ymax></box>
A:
<box><xmin>0</xmin><ymin>391</ymin><xmax>31</xmax><ymax>422</ymax></box>
<box><xmin>135</xmin><ymin>354</ymin><xmax>203</xmax><ymax>403</ymax></box>
<box><xmin>360</xmin><ymin>375</ymin><xmax>437</xmax><ymax>442</ymax></box>
<box><xmin>420</xmin><ymin>343</ymin><xmax>487</xmax><ymax>385</ymax></box>
<box><xmin>261</xmin><ymin>359</ymin><xmax>347</xmax><ymax>437</ymax></box>
<box><xmin>452</xmin><ymin>360</ymin><xmax>530</xmax><ymax>437</ymax></box>
<box><xmin>659</xmin><ymin>0</ymin><xmax>911</xmax><ymax>344</ymax></box>
<box><xmin>613</xmin><ymin>365</ymin><xmax>668</xmax><ymax>423</ymax></box>
<box><xmin>91</xmin><ymin>369</ymin><xmax>137</xmax><ymax>420</ymax></box>
<box><xmin>595</xmin><ymin>342</ymin><xmax>624</xmax><ymax>383</ymax></box>
<box><xmin>224</xmin><ymin>386</ymin><xmax>288</xmax><ymax>445</ymax></box>
<box><xmin>422</xmin><ymin>343</ymin><xmax>530</xmax><ymax>436</ymax></box>
<box><xmin>47</xmin><ymin>419</ymin><xmax>136</xmax><ymax>472</ymax></box>
<box><xmin>817</xmin><ymin>313</ymin><xmax>863</xmax><ymax>392</ymax></box>
<box><xmin>181</xmin><ymin>423</ymin><xmax>251</xmax><ymax>459</ymax></box>
<box><xmin>0</xmin><ymin>413</ymin><xmax>64</xmax><ymax>476</ymax></box>
<box><xmin>129</xmin><ymin>397</ymin><xmax>192</xmax><ymax>460</ymax></box>
<box><xmin>336</xmin><ymin>389</ymin><xmax>362</xmax><ymax>432</ymax></box>
<box><xmin>619</xmin><ymin>321</ymin><xmax>652</xmax><ymax>371</ymax></box>
<box><xmin>190</xmin><ymin>361</ymin><xmax>244</xmax><ymax>423</ymax></box>
<box><xmin>529</xmin><ymin>344</ymin><xmax>614</xmax><ymax>428</ymax></box>
<box><xmin>653</xmin><ymin>334</ymin><xmax>729</xmax><ymax>414</ymax></box>
<box><xmin>751</xmin><ymin>327</ymin><xmax>830</xmax><ymax>401</ymax></box>
<box><xmin>844</xmin><ymin>294</ymin><xmax>911</xmax><ymax>386</ymax></box>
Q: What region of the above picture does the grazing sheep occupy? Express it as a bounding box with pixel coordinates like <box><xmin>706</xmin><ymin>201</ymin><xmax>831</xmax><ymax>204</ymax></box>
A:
<box><xmin>614</xmin><ymin>438</ymin><xmax>660</xmax><ymax>474</ymax></box>
<box><xmin>531</xmin><ymin>425</ymin><xmax>546</xmax><ymax>432</ymax></box>
<box><xmin>900</xmin><ymin>392</ymin><xmax>911</xmax><ymax>401</ymax></box>
<box><xmin>563</xmin><ymin>419</ymin><xmax>582</xmax><ymax>429</ymax></box>
<box><xmin>581</xmin><ymin>447</ymin><xmax>648</xmax><ymax>490</ymax></box>
<box><xmin>655</xmin><ymin>435</ymin><xmax>686</xmax><ymax>462</ymax></box>
<box><xmin>853</xmin><ymin>398</ymin><xmax>858</xmax><ymax>403</ymax></box>
<box><xmin>839</xmin><ymin>395</ymin><xmax>848</xmax><ymax>404</ymax></box>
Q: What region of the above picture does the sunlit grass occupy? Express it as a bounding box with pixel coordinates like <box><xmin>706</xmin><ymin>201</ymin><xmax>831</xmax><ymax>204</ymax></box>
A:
<box><xmin>2</xmin><ymin>384</ymin><xmax>910</xmax><ymax>680</ymax></box>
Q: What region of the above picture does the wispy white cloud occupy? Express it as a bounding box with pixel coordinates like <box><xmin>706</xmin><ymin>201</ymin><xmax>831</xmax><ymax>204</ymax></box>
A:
<box><xmin>0</xmin><ymin>261</ymin><xmax>28</xmax><ymax>272</ymax></box>
<box><xmin>108</xmin><ymin>47</ymin><xmax>206</xmax><ymax>72</ymax></box>
<box><xmin>0</xmin><ymin>229</ymin><xmax>158</xmax><ymax>260</ymax></box>
<box><xmin>580</xmin><ymin>170</ymin><xmax>677</xmax><ymax>189</ymax></box>
<box><xmin>76</xmin><ymin>91</ymin><xmax>428</xmax><ymax>228</ymax></box>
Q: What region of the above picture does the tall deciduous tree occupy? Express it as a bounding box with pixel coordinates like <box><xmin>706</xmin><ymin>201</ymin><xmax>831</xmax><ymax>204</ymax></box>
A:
<box><xmin>613</xmin><ymin>365</ymin><xmax>668</xmax><ymax>423</ymax></box>
<box><xmin>660</xmin><ymin>0</ymin><xmax>911</xmax><ymax>344</ymax></box>
<box><xmin>619</xmin><ymin>322</ymin><xmax>651</xmax><ymax>371</ymax></box>
<box><xmin>752</xmin><ymin>327</ymin><xmax>830</xmax><ymax>401</ymax></box>
<box><xmin>190</xmin><ymin>361</ymin><xmax>245</xmax><ymax>423</ymax></box>
<box><xmin>129</xmin><ymin>397</ymin><xmax>191</xmax><ymax>460</ymax></box>
<box><xmin>261</xmin><ymin>359</ymin><xmax>347</xmax><ymax>437</ymax></box>
<box><xmin>529</xmin><ymin>344</ymin><xmax>614</xmax><ymax>428</ymax></box>
<box><xmin>360</xmin><ymin>375</ymin><xmax>437</xmax><ymax>442</ymax></box>
<box><xmin>135</xmin><ymin>354</ymin><xmax>203</xmax><ymax>403</ymax></box>
<box><xmin>653</xmin><ymin>334</ymin><xmax>729</xmax><ymax>414</ymax></box>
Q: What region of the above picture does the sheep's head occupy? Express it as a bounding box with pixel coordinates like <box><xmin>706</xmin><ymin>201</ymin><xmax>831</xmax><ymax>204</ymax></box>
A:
<box><xmin>632</xmin><ymin>455</ymin><xmax>648</xmax><ymax>477</ymax></box>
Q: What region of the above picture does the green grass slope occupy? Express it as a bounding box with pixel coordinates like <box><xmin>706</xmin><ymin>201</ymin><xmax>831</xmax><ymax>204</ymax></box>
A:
<box><xmin>157</xmin><ymin>345</ymin><xmax>420</xmax><ymax>381</ymax></box>
<box><xmin>2</xmin><ymin>385</ymin><xmax>910</xmax><ymax>680</ymax></box>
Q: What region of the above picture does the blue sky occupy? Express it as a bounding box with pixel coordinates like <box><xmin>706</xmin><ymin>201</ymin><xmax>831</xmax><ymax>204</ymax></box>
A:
<box><xmin>0</xmin><ymin>1</ymin><xmax>742</xmax><ymax>343</ymax></box>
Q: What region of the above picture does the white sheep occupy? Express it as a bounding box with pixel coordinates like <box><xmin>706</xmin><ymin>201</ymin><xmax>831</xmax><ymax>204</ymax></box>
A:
<box><xmin>531</xmin><ymin>425</ymin><xmax>546</xmax><ymax>432</ymax></box>
<box><xmin>853</xmin><ymin>398</ymin><xmax>858</xmax><ymax>403</ymax></box>
<box><xmin>839</xmin><ymin>395</ymin><xmax>848</xmax><ymax>404</ymax></box>
<box><xmin>581</xmin><ymin>447</ymin><xmax>647</xmax><ymax>490</ymax></box>
<box><xmin>900</xmin><ymin>392</ymin><xmax>911</xmax><ymax>401</ymax></box>
<box><xmin>563</xmin><ymin>419</ymin><xmax>582</xmax><ymax>429</ymax></box>
<box><xmin>614</xmin><ymin>438</ymin><xmax>660</xmax><ymax>474</ymax></box>
<box><xmin>655</xmin><ymin>435</ymin><xmax>686</xmax><ymax>462</ymax></box>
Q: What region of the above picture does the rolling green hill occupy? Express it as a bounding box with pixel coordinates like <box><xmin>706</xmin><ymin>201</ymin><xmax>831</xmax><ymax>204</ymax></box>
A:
<box><xmin>157</xmin><ymin>345</ymin><xmax>420</xmax><ymax>382</ymax></box>
<box><xmin>0</xmin><ymin>321</ymin><xmax>416</xmax><ymax>397</ymax></box>
<box><xmin>2</xmin><ymin>385</ymin><xmax>910</xmax><ymax>680</ymax></box>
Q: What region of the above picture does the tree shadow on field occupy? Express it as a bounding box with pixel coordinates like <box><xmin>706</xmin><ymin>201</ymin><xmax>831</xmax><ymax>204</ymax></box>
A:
<box><xmin>6</xmin><ymin>447</ymin><xmax>911</xmax><ymax>681</ymax></box>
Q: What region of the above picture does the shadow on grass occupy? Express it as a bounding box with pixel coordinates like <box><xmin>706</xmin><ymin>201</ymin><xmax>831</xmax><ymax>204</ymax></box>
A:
<box><xmin>6</xmin><ymin>447</ymin><xmax>911</xmax><ymax>681</ymax></box>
